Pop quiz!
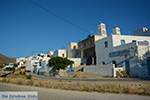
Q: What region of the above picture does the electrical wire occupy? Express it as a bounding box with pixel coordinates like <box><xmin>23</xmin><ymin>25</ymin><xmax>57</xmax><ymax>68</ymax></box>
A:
<box><xmin>28</xmin><ymin>0</ymin><xmax>91</xmax><ymax>33</ymax></box>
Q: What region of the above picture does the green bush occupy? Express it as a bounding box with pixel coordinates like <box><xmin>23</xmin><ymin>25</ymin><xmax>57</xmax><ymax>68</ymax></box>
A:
<box><xmin>19</xmin><ymin>71</ymin><xmax>26</xmax><ymax>75</ymax></box>
<box><xmin>4</xmin><ymin>67</ymin><xmax>15</xmax><ymax>71</ymax></box>
<box><xmin>26</xmin><ymin>75</ymin><xmax>32</xmax><ymax>79</ymax></box>
<box><xmin>19</xmin><ymin>71</ymin><xmax>22</xmax><ymax>74</ymax></box>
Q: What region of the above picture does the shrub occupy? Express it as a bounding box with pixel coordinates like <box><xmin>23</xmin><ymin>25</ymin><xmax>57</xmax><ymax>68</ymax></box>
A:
<box><xmin>19</xmin><ymin>72</ymin><xmax>22</xmax><ymax>74</ymax></box>
<box><xmin>49</xmin><ymin>75</ymin><xmax>52</xmax><ymax>77</ymax></box>
<box><xmin>28</xmin><ymin>80</ymin><xmax>33</xmax><ymax>85</ymax></box>
<box><xmin>49</xmin><ymin>56</ymin><xmax>74</xmax><ymax>72</ymax></box>
<box><xmin>26</xmin><ymin>75</ymin><xmax>32</xmax><ymax>79</ymax></box>
<box><xmin>23</xmin><ymin>71</ymin><xmax>26</xmax><ymax>75</ymax></box>
<box><xmin>4</xmin><ymin>67</ymin><xmax>15</xmax><ymax>71</ymax></box>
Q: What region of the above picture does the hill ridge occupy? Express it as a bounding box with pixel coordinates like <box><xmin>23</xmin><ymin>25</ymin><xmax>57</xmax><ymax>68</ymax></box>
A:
<box><xmin>0</xmin><ymin>54</ymin><xmax>16</xmax><ymax>65</ymax></box>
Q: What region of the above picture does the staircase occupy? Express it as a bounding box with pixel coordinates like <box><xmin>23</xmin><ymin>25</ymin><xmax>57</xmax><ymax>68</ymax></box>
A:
<box><xmin>116</xmin><ymin>71</ymin><xmax>124</xmax><ymax>78</ymax></box>
<box><xmin>75</xmin><ymin>65</ymin><xmax>84</xmax><ymax>72</ymax></box>
<box><xmin>137</xmin><ymin>46</ymin><xmax>150</xmax><ymax>78</ymax></box>
<box><xmin>138</xmin><ymin>60</ymin><xmax>148</xmax><ymax>78</ymax></box>
<box><xmin>122</xmin><ymin>71</ymin><xmax>130</xmax><ymax>78</ymax></box>
<box><xmin>116</xmin><ymin>70</ymin><xmax>129</xmax><ymax>78</ymax></box>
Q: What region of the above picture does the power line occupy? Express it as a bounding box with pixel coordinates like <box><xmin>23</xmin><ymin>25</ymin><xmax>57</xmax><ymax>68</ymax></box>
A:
<box><xmin>28</xmin><ymin>0</ymin><xmax>91</xmax><ymax>33</ymax></box>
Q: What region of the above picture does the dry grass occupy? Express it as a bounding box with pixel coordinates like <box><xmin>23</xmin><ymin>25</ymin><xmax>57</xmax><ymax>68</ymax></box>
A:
<box><xmin>0</xmin><ymin>78</ymin><xmax>150</xmax><ymax>96</ymax></box>
<box><xmin>7</xmin><ymin>74</ymin><xmax>27</xmax><ymax>79</ymax></box>
<box><xmin>6</xmin><ymin>73</ymin><xmax>32</xmax><ymax>79</ymax></box>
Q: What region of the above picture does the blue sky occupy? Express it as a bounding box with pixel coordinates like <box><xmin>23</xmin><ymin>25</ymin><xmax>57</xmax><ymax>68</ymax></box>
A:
<box><xmin>0</xmin><ymin>0</ymin><xmax>150</xmax><ymax>58</ymax></box>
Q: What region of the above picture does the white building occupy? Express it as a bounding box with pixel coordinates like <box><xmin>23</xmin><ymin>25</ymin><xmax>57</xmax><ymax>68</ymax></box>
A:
<box><xmin>3</xmin><ymin>63</ymin><xmax>14</xmax><ymax>69</ymax></box>
<box><xmin>67</xmin><ymin>42</ymin><xmax>78</xmax><ymax>58</ymax></box>
<box><xmin>16</xmin><ymin>57</ymin><xmax>27</xmax><ymax>67</ymax></box>
<box><xmin>26</xmin><ymin>56</ymin><xmax>34</xmax><ymax>71</ymax></box>
<box><xmin>40</xmin><ymin>54</ymin><xmax>51</xmax><ymax>76</ymax></box>
<box><xmin>95</xmin><ymin>34</ymin><xmax>150</xmax><ymax>77</ymax></box>
<box><xmin>26</xmin><ymin>53</ymin><xmax>54</xmax><ymax>76</ymax></box>
<box><xmin>53</xmin><ymin>49</ymin><xmax>67</xmax><ymax>58</ymax></box>
<box><xmin>134</xmin><ymin>27</ymin><xmax>150</xmax><ymax>36</ymax></box>
<box><xmin>47</xmin><ymin>51</ymin><xmax>54</xmax><ymax>57</ymax></box>
<box><xmin>26</xmin><ymin>54</ymin><xmax>44</xmax><ymax>73</ymax></box>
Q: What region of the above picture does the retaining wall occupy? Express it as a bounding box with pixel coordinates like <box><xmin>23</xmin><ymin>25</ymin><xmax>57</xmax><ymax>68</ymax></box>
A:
<box><xmin>84</xmin><ymin>64</ymin><xmax>114</xmax><ymax>77</ymax></box>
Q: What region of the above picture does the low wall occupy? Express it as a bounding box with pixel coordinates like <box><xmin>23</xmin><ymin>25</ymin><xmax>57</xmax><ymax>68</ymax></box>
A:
<box><xmin>68</xmin><ymin>58</ymin><xmax>87</xmax><ymax>67</ymax></box>
<box><xmin>84</xmin><ymin>64</ymin><xmax>114</xmax><ymax>77</ymax></box>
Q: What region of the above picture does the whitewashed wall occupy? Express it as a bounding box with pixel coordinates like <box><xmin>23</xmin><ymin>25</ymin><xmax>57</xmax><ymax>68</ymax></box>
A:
<box><xmin>84</xmin><ymin>64</ymin><xmax>113</xmax><ymax>77</ymax></box>
<box><xmin>95</xmin><ymin>35</ymin><xmax>150</xmax><ymax>65</ymax></box>
<box><xmin>67</xmin><ymin>42</ymin><xmax>78</xmax><ymax>58</ymax></box>
<box><xmin>53</xmin><ymin>49</ymin><xmax>67</xmax><ymax>58</ymax></box>
<box><xmin>68</xmin><ymin>58</ymin><xmax>87</xmax><ymax>67</ymax></box>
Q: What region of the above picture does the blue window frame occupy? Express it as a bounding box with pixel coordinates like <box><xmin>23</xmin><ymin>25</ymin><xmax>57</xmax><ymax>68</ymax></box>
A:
<box><xmin>104</xmin><ymin>41</ymin><xmax>108</xmax><ymax>48</ymax></box>
<box><xmin>121</xmin><ymin>40</ymin><xmax>125</xmax><ymax>45</ymax></box>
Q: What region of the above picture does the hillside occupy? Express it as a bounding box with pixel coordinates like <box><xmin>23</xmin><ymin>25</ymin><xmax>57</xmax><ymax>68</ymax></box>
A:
<box><xmin>0</xmin><ymin>54</ymin><xmax>16</xmax><ymax>65</ymax></box>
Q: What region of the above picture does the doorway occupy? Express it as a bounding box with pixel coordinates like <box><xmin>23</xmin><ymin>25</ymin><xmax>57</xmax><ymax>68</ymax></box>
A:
<box><xmin>146</xmin><ymin>57</ymin><xmax>150</xmax><ymax>75</ymax></box>
<box><xmin>125</xmin><ymin>60</ymin><xmax>130</xmax><ymax>71</ymax></box>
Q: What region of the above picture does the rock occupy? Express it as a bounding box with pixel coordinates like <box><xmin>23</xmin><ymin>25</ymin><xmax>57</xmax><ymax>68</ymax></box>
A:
<box><xmin>137</xmin><ymin>88</ymin><xmax>144</xmax><ymax>94</ymax></box>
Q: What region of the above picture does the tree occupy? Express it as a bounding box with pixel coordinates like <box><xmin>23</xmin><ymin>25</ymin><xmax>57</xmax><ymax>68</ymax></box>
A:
<box><xmin>49</xmin><ymin>57</ymin><xmax>74</xmax><ymax>72</ymax></box>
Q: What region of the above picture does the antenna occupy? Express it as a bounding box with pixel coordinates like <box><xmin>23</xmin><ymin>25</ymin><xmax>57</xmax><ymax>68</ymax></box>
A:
<box><xmin>65</xmin><ymin>46</ymin><xmax>67</xmax><ymax>50</ymax></box>
<box><xmin>32</xmin><ymin>51</ymin><xmax>34</xmax><ymax>56</ymax></box>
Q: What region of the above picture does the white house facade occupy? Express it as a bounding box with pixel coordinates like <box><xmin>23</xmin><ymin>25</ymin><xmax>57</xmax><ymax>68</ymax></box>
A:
<box><xmin>53</xmin><ymin>49</ymin><xmax>67</xmax><ymax>58</ymax></box>
<box><xmin>95</xmin><ymin>34</ymin><xmax>150</xmax><ymax>77</ymax></box>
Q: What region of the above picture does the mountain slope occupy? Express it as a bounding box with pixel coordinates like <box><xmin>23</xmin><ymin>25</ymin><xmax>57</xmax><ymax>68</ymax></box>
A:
<box><xmin>0</xmin><ymin>54</ymin><xmax>16</xmax><ymax>65</ymax></box>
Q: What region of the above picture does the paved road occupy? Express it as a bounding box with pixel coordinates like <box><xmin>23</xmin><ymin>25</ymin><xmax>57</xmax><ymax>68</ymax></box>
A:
<box><xmin>28</xmin><ymin>72</ymin><xmax>150</xmax><ymax>83</ymax></box>
<box><xmin>0</xmin><ymin>83</ymin><xmax>149</xmax><ymax>100</ymax></box>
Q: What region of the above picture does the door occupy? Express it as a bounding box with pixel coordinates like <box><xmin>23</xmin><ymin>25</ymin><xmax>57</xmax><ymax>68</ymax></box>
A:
<box><xmin>125</xmin><ymin>60</ymin><xmax>130</xmax><ymax>71</ymax></box>
<box><xmin>146</xmin><ymin>57</ymin><xmax>150</xmax><ymax>75</ymax></box>
<box><xmin>62</xmin><ymin>54</ymin><xmax>64</xmax><ymax>58</ymax></box>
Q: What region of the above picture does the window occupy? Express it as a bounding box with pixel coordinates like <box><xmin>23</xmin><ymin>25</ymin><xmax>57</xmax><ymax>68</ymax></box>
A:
<box><xmin>121</xmin><ymin>40</ymin><xmax>125</xmax><ymax>45</ymax></box>
<box><xmin>102</xmin><ymin>25</ymin><xmax>105</xmax><ymax>29</ymax></box>
<box><xmin>39</xmin><ymin>62</ymin><xmax>41</xmax><ymax>66</ymax></box>
<box><xmin>84</xmin><ymin>52</ymin><xmax>87</xmax><ymax>57</ymax></box>
<box><xmin>78</xmin><ymin>43</ymin><xmax>82</xmax><ymax>48</ymax></box>
<box><xmin>90</xmin><ymin>40</ymin><xmax>93</xmax><ymax>45</ymax></box>
<box><xmin>35</xmin><ymin>62</ymin><xmax>38</xmax><ymax>64</ymax></box>
<box><xmin>89</xmin><ymin>50</ymin><xmax>92</xmax><ymax>55</ymax></box>
<box><xmin>73</xmin><ymin>46</ymin><xmax>76</xmax><ymax>49</ymax></box>
<box><xmin>84</xmin><ymin>43</ymin><xmax>86</xmax><ymax>47</ymax></box>
<box><xmin>102</xmin><ymin>30</ymin><xmax>106</xmax><ymax>34</ymax></box>
<box><xmin>102</xmin><ymin>61</ymin><xmax>105</xmax><ymax>65</ymax></box>
<box><xmin>132</xmin><ymin>40</ymin><xmax>136</xmax><ymax>42</ymax></box>
<box><xmin>104</xmin><ymin>41</ymin><xmax>108</xmax><ymax>48</ymax></box>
